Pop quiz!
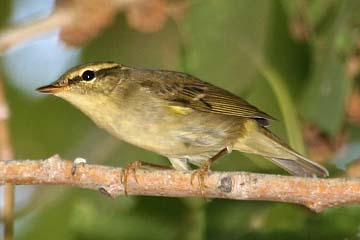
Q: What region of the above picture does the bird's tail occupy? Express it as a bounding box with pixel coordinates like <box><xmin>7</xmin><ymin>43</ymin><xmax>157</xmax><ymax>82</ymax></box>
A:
<box><xmin>234</xmin><ymin>120</ymin><xmax>329</xmax><ymax>177</ymax></box>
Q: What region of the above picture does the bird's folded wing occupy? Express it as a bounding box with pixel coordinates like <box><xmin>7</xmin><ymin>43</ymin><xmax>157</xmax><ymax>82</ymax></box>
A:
<box><xmin>140</xmin><ymin>71</ymin><xmax>275</xmax><ymax>126</ymax></box>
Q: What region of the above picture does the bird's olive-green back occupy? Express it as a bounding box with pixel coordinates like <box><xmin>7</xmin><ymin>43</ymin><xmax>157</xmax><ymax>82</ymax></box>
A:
<box><xmin>135</xmin><ymin>69</ymin><xmax>275</xmax><ymax>125</ymax></box>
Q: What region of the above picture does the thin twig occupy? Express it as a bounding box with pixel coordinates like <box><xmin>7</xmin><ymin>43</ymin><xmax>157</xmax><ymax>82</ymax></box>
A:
<box><xmin>0</xmin><ymin>7</ymin><xmax>72</xmax><ymax>53</ymax></box>
<box><xmin>0</xmin><ymin>0</ymin><xmax>144</xmax><ymax>52</ymax></box>
<box><xmin>0</xmin><ymin>74</ymin><xmax>15</xmax><ymax>240</ymax></box>
<box><xmin>0</xmin><ymin>156</ymin><xmax>359</xmax><ymax>213</ymax></box>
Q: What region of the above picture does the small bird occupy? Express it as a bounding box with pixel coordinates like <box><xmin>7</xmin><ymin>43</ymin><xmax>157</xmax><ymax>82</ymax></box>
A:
<box><xmin>37</xmin><ymin>62</ymin><xmax>328</xmax><ymax>190</ymax></box>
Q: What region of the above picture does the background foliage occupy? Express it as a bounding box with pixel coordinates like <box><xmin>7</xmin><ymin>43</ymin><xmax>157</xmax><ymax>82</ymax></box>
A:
<box><xmin>1</xmin><ymin>0</ymin><xmax>360</xmax><ymax>239</ymax></box>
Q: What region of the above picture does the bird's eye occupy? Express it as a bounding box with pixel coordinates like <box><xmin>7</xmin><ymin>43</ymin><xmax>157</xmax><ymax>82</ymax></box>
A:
<box><xmin>81</xmin><ymin>70</ymin><xmax>95</xmax><ymax>81</ymax></box>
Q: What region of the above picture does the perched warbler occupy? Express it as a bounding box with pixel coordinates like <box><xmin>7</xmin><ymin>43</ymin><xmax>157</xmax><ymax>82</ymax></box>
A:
<box><xmin>37</xmin><ymin>62</ymin><xmax>328</xmax><ymax>183</ymax></box>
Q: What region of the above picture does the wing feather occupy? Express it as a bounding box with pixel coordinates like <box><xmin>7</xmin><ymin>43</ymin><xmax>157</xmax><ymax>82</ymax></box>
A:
<box><xmin>140</xmin><ymin>70</ymin><xmax>275</xmax><ymax>125</ymax></box>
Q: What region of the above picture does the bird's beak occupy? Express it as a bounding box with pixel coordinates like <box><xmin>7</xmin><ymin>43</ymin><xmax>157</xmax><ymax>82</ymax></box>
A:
<box><xmin>36</xmin><ymin>84</ymin><xmax>65</xmax><ymax>94</ymax></box>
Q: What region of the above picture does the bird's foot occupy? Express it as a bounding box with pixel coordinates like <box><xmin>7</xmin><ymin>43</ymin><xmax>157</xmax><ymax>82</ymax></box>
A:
<box><xmin>120</xmin><ymin>161</ymin><xmax>171</xmax><ymax>196</ymax></box>
<box><xmin>191</xmin><ymin>161</ymin><xmax>210</xmax><ymax>196</ymax></box>
<box><xmin>121</xmin><ymin>161</ymin><xmax>143</xmax><ymax>196</ymax></box>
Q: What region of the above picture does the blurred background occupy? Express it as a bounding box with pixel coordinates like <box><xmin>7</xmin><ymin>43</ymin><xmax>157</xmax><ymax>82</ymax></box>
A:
<box><xmin>1</xmin><ymin>0</ymin><xmax>360</xmax><ymax>239</ymax></box>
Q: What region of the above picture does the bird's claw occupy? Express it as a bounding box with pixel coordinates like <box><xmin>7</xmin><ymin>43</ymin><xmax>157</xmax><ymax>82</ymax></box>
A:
<box><xmin>191</xmin><ymin>161</ymin><xmax>210</xmax><ymax>196</ymax></box>
<box><xmin>121</xmin><ymin>161</ymin><xmax>143</xmax><ymax>196</ymax></box>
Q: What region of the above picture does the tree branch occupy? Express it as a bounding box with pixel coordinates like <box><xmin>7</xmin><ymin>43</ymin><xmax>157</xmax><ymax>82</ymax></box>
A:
<box><xmin>0</xmin><ymin>155</ymin><xmax>359</xmax><ymax>213</ymax></box>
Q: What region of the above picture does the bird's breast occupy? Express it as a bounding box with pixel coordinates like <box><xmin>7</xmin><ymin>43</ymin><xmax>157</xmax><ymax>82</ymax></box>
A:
<box><xmin>107</xmin><ymin>102</ymin><xmax>245</xmax><ymax>157</ymax></box>
<box><xmin>58</xmin><ymin>90</ymin><xmax>245</xmax><ymax>158</ymax></box>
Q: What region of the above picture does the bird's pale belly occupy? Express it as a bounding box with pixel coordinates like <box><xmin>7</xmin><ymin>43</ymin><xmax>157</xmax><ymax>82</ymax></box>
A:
<box><xmin>106</xmin><ymin>108</ymin><xmax>243</xmax><ymax>159</ymax></box>
<box><xmin>65</xmin><ymin>92</ymin><xmax>244</xmax><ymax>161</ymax></box>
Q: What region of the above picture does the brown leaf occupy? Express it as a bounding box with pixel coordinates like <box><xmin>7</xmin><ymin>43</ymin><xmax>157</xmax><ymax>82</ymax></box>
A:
<box><xmin>57</xmin><ymin>0</ymin><xmax>115</xmax><ymax>46</ymax></box>
<box><xmin>125</xmin><ymin>0</ymin><xmax>168</xmax><ymax>33</ymax></box>
<box><xmin>346</xmin><ymin>41</ymin><xmax>360</xmax><ymax>79</ymax></box>
<box><xmin>286</xmin><ymin>1</ymin><xmax>311</xmax><ymax>42</ymax></box>
<box><xmin>303</xmin><ymin>123</ymin><xmax>347</xmax><ymax>163</ymax></box>
<box><xmin>289</xmin><ymin>16</ymin><xmax>310</xmax><ymax>42</ymax></box>
<box><xmin>346</xmin><ymin>90</ymin><xmax>360</xmax><ymax>124</ymax></box>
<box><xmin>346</xmin><ymin>158</ymin><xmax>360</xmax><ymax>177</ymax></box>
<box><xmin>166</xmin><ymin>1</ymin><xmax>188</xmax><ymax>23</ymax></box>
<box><xmin>346</xmin><ymin>54</ymin><xmax>360</xmax><ymax>79</ymax></box>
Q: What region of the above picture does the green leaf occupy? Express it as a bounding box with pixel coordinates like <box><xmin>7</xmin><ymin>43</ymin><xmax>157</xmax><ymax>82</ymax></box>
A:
<box><xmin>259</xmin><ymin>65</ymin><xmax>306</xmax><ymax>154</ymax></box>
<box><xmin>82</xmin><ymin>15</ymin><xmax>181</xmax><ymax>69</ymax></box>
<box><xmin>0</xmin><ymin>0</ymin><xmax>11</xmax><ymax>28</ymax></box>
<box><xmin>265</xmin><ymin>1</ymin><xmax>311</xmax><ymax>99</ymax></box>
<box><xmin>300</xmin><ymin>0</ymin><xmax>354</xmax><ymax>135</ymax></box>
<box><xmin>181</xmin><ymin>0</ymin><xmax>271</xmax><ymax>92</ymax></box>
<box><xmin>281</xmin><ymin>0</ymin><xmax>338</xmax><ymax>30</ymax></box>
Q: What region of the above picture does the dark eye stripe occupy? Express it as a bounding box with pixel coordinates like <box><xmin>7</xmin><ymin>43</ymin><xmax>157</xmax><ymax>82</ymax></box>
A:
<box><xmin>67</xmin><ymin>66</ymin><xmax>121</xmax><ymax>85</ymax></box>
<box><xmin>68</xmin><ymin>76</ymin><xmax>82</xmax><ymax>85</ymax></box>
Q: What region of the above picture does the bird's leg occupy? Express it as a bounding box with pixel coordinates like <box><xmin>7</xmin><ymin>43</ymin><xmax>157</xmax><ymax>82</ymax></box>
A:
<box><xmin>121</xmin><ymin>161</ymin><xmax>172</xmax><ymax>196</ymax></box>
<box><xmin>191</xmin><ymin>148</ymin><xmax>229</xmax><ymax>195</ymax></box>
